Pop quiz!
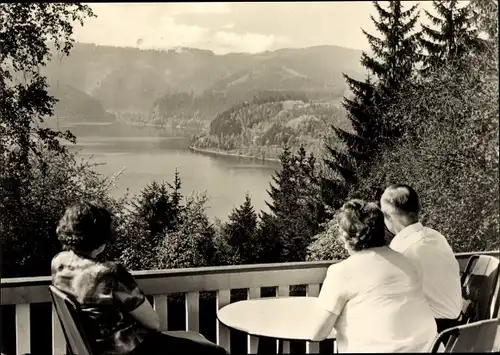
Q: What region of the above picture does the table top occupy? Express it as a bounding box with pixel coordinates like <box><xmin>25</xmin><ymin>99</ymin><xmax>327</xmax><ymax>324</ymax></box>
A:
<box><xmin>216</xmin><ymin>296</ymin><xmax>336</xmax><ymax>341</ymax></box>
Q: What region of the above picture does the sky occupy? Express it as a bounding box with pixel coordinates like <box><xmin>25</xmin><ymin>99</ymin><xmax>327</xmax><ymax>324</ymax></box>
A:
<box><xmin>74</xmin><ymin>1</ymin><xmax>467</xmax><ymax>54</ymax></box>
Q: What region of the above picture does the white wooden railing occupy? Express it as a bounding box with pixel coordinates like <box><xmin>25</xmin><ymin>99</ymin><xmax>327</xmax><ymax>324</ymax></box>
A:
<box><xmin>1</xmin><ymin>251</ymin><xmax>498</xmax><ymax>355</ymax></box>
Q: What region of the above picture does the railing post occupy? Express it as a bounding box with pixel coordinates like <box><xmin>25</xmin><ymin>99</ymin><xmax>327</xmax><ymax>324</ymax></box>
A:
<box><xmin>153</xmin><ymin>295</ymin><xmax>168</xmax><ymax>331</ymax></box>
<box><xmin>276</xmin><ymin>285</ymin><xmax>291</xmax><ymax>354</ymax></box>
<box><xmin>216</xmin><ymin>289</ymin><xmax>231</xmax><ymax>352</ymax></box>
<box><xmin>247</xmin><ymin>287</ymin><xmax>261</xmax><ymax>354</ymax></box>
<box><xmin>15</xmin><ymin>304</ymin><xmax>30</xmax><ymax>355</ymax></box>
<box><xmin>185</xmin><ymin>291</ymin><xmax>200</xmax><ymax>332</ymax></box>
<box><xmin>306</xmin><ymin>284</ymin><xmax>321</xmax><ymax>354</ymax></box>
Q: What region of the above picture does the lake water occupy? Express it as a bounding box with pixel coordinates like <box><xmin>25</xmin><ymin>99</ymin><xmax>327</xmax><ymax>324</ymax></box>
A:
<box><xmin>57</xmin><ymin>121</ymin><xmax>280</xmax><ymax>220</ymax></box>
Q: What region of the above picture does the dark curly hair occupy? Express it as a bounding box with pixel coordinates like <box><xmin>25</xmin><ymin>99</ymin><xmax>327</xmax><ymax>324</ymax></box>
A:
<box><xmin>337</xmin><ymin>199</ymin><xmax>386</xmax><ymax>252</ymax></box>
<box><xmin>56</xmin><ymin>201</ymin><xmax>113</xmax><ymax>253</ymax></box>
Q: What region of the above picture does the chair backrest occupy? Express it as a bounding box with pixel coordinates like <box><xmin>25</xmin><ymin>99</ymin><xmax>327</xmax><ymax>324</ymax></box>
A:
<box><xmin>430</xmin><ymin>318</ymin><xmax>500</xmax><ymax>353</ymax></box>
<box><xmin>459</xmin><ymin>254</ymin><xmax>500</xmax><ymax>324</ymax></box>
<box><xmin>49</xmin><ymin>286</ymin><xmax>94</xmax><ymax>355</ymax></box>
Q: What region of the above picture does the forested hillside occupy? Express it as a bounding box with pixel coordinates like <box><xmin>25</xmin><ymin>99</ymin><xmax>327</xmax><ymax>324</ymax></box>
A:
<box><xmin>47</xmin><ymin>83</ymin><xmax>115</xmax><ymax>121</ymax></box>
<box><xmin>190</xmin><ymin>93</ymin><xmax>350</xmax><ymax>160</ymax></box>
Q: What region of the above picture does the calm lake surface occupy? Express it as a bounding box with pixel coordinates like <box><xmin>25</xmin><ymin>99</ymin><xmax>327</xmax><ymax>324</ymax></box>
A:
<box><xmin>58</xmin><ymin>121</ymin><xmax>280</xmax><ymax>220</ymax></box>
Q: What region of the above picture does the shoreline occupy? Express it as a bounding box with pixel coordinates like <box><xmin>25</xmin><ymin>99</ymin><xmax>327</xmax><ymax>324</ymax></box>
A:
<box><xmin>188</xmin><ymin>146</ymin><xmax>280</xmax><ymax>163</ymax></box>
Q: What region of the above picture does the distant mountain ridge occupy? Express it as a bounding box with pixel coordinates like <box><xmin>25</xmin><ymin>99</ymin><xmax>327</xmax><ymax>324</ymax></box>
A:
<box><xmin>42</xmin><ymin>42</ymin><xmax>365</xmax><ymax>121</ymax></box>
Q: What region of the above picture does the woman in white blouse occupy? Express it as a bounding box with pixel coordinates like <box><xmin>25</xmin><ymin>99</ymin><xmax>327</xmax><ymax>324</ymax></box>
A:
<box><xmin>309</xmin><ymin>199</ymin><xmax>438</xmax><ymax>352</ymax></box>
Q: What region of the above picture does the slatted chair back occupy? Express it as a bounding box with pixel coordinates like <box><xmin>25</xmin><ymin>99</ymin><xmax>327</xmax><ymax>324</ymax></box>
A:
<box><xmin>430</xmin><ymin>318</ymin><xmax>500</xmax><ymax>353</ymax></box>
<box><xmin>49</xmin><ymin>285</ymin><xmax>95</xmax><ymax>355</ymax></box>
<box><xmin>459</xmin><ymin>255</ymin><xmax>500</xmax><ymax>324</ymax></box>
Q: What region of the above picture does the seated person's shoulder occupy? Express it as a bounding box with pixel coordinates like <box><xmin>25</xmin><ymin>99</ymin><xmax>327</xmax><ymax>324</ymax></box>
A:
<box><xmin>51</xmin><ymin>253</ymin><xmax>116</xmax><ymax>303</ymax></box>
<box><xmin>326</xmin><ymin>259</ymin><xmax>350</xmax><ymax>279</ymax></box>
<box><xmin>86</xmin><ymin>261</ymin><xmax>137</xmax><ymax>293</ymax></box>
<box><xmin>51</xmin><ymin>250</ymin><xmax>71</xmax><ymax>272</ymax></box>
<box><xmin>413</xmin><ymin>227</ymin><xmax>451</xmax><ymax>250</ymax></box>
<box><xmin>52</xmin><ymin>251</ymin><xmax>112</xmax><ymax>275</ymax></box>
<box><xmin>425</xmin><ymin>227</ymin><xmax>454</xmax><ymax>248</ymax></box>
<box><xmin>103</xmin><ymin>262</ymin><xmax>137</xmax><ymax>285</ymax></box>
<box><xmin>51</xmin><ymin>251</ymin><xmax>98</xmax><ymax>277</ymax></box>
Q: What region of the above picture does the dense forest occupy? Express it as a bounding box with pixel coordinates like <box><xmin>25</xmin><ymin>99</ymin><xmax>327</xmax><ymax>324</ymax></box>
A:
<box><xmin>190</xmin><ymin>92</ymin><xmax>349</xmax><ymax>160</ymax></box>
<box><xmin>1</xmin><ymin>0</ymin><xmax>498</xmax><ymax>277</ymax></box>
<box><xmin>48</xmin><ymin>82</ymin><xmax>116</xmax><ymax>122</ymax></box>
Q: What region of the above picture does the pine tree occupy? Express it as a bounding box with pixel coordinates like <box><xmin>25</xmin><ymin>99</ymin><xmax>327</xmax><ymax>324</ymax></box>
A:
<box><xmin>255</xmin><ymin>211</ymin><xmax>282</xmax><ymax>263</ymax></box>
<box><xmin>131</xmin><ymin>172</ymin><xmax>184</xmax><ymax>244</ymax></box>
<box><xmin>322</xmin><ymin>1</ymin><xmax>421</xmax><ymax>210</ymax></box>
<box><xmin>131</xmin><ymin>181</ymin><xmax>171</xmax><ymax>243</ymax></box>
<box><xmin>361</xmin><ymin>1</ymin><xmax>421</xmax><ymax>92</ymax></box>
<box><xmin>265</xmin><ymin>145</ymin><xmax>295</xmax><ymax>217</ymax></box>
<box><xmin>156</xmin><ymin>193</ymin><xmax>217</xmax><ymax>269</ymax></box>
<box><xmin>420</xmin><ymin>0</ymin><xmax>485</xmax><ymax>74</ymax></box>
<box><xmin>167</xmin><ymin>168</ymin><xmax>183</xmax><ymax>228</ymax></box>
<box><xmin>263</xmin><ymin>146</ymin><xmax>325</xmax><ymax>262</ymax></box>
<box><xmin>223</xmin><ymin>193</ymin><xmax>259</xmax><ymax>264</ymax></box>
<box><xmin>294</xmin><ymin>146</ymin><xmax>326</xmax><ymax>235</ymax></box>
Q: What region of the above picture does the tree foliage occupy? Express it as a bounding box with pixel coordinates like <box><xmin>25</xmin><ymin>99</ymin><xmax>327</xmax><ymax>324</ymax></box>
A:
<box><xmin>193</xmin><ymin>95</ymin><xmax>346</xmax><ymax>161</ymax></box>
<box><xmin>0</xmin><ymin>151</ymin><xmax>124</xmax><ymax>277</ymax></box>
<box><xmin>359</xmin><ymin>50</ymin><xmax>498</xmax><ymax>252</ymax></box>
<box><xmin>0</xmin><ymin>3</ymin><xmax>101</xmax><ymax>277</ymax></box>
<box><xmin>263</xmin><ymin>146</ymin><xmax>326</xmax><ymax>261</ymax></box>
<box><xmin>420</xmin><ymin>0</ymin><xmax>485</xmax><ymax>74</ymax></box>
<box><xmin>155</xmin><ymin>192</ymin><xmax>217</xmax><ymax>269</ymax></box>
<box><xmin>306</xmin><ymin>218</ymin><xmax>349</xmax><ymax>262</ymax></box>
<box><xmin>130</xmin><ymin>170</ymin><xmax>183</xmax><ymax>244</ymax></box>
<box><xmin>222</xmin><ymin>193</ymin><xmax>259</xmax><ymax>264</ymax></box>
<box><xmin>322</xmin><ymin>1</ymin><xmax>421</xmax><ymax>211</ymax></box>
<box><xmin>468</xmin><ymin>0</ymin><xmax>499</xmax><ymax>41</ymax></box>
<box><xmin>1</xmin><ymin>3</ymin><xmax>95</xmax><ymax>159</ymax></box>
<box><xmin>361</xmin><ymin>1</ymin><xmax>421</xmax><ymax>91</ymax></box>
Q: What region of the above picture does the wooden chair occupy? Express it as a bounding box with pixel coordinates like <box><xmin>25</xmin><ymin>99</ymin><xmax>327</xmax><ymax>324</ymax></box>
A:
<box><xmin>430</xmin><ymin>318</ymin><xmax>500</xmax><ymax>352</ymax></box>
<box><xmin>459</xmin><ymin>254</ymin><xmax>500</xmax><ymax>324</ymax></box>
<box><xmin>50</xmin><ymin>286</ymin><xmax>216</xmax><ymax>355</ymax></box>
<box><xmin>49</xmin><ymin>285</ymin><xmax>95</xmax><ymax>355</ymax></box>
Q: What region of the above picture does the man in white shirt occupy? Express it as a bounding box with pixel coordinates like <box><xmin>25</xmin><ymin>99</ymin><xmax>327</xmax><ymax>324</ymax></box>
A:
<box><xmin>380</xmin><ymin>184</ymin><xmax>462</xmax><ymax>333</ymax></box>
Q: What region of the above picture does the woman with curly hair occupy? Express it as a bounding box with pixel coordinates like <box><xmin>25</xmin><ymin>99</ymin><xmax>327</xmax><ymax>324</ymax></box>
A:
<box><xmin>308</xmin><ymin>199</ymin><xmax>438</xmax><ymax>352</ymax></box>
<box><xmin>51</xmin><ymin>201</ymin><xmax>227</xmax><ymax>355</ymax></box>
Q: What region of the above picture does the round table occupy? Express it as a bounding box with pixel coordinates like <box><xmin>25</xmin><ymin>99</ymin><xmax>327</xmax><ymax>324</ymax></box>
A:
<box><xmin>217</xmin><ymin>297</ymin><xmax>336</xmax><ymax>353</ymax></box>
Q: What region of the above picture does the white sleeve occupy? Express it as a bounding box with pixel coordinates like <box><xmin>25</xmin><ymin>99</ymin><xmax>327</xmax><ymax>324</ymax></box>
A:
<box><xmin>318</xmin><ymin>264</ymin><xmax>348</xmax><ymax>315</ymax></box>
<box><xmin>402</xmin><ymin>246</ymin><xmax>424</xmax><ymax>282</ymax></box>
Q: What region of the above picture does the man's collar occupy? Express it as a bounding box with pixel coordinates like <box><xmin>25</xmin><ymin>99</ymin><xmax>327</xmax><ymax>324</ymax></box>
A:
<box><xmin>390</xmin><ymin>222</ymin><xmax>424</xmax><ymax>251</ymax></box>
<box><xmin>395</xmin><ymin>222</ymin><xmax>424</xmax><ymax>240</ymax></box>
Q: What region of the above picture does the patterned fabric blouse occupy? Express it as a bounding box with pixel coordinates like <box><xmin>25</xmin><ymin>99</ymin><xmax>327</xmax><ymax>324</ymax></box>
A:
<box><xmin>51</xmin><ymin>251</ymin><xmax>153</xmax><ymax>354</ymax></box>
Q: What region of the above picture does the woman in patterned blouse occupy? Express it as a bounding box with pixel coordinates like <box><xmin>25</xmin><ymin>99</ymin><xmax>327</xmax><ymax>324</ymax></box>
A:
<box><xmin>51</xmin><ymin>201</ymin><xmax>227</xmax><ymax>355</ymax></box>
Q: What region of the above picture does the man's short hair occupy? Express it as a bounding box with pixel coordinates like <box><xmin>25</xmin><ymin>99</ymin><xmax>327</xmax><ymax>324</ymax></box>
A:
<box><xmin>381</xmin><ymin>184</ymin><xmax>421</xmax><ymax>217</ymax></box>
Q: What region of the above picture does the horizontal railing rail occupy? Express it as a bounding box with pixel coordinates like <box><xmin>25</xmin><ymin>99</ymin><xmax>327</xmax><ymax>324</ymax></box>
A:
<box><xmin>1</xmin><ymin>250</ymin><xmax>498</xmax><ymax>355</ymax></box>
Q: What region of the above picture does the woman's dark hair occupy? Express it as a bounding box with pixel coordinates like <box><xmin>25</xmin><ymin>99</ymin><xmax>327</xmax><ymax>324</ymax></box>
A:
<box><xmin>337</xmin><ymin>199</ymin><xmax>386</xmax><ymax>252</ymax></box>
<box><xmin>56</xmin><ymin>201</ymin><xmax>113</xmax><ymax>253</ymax></box>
